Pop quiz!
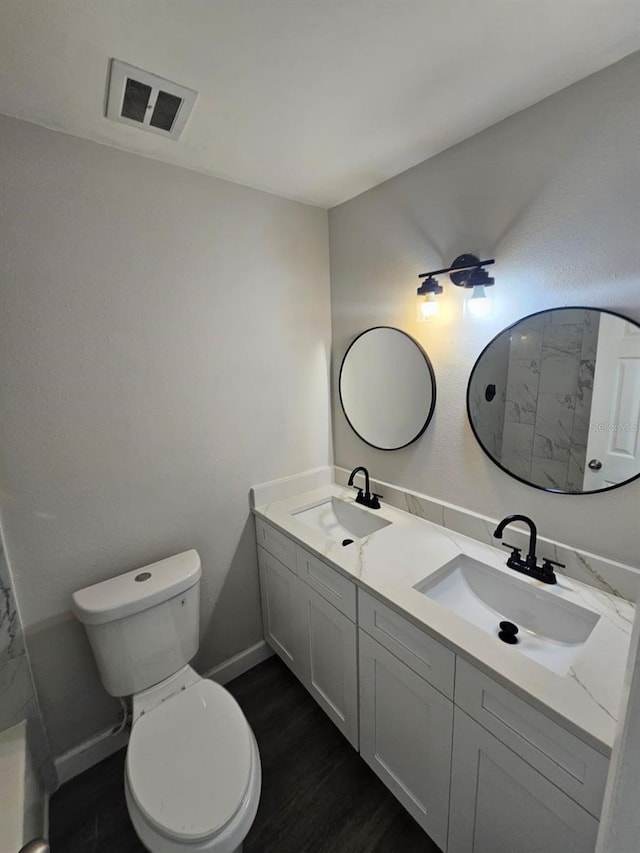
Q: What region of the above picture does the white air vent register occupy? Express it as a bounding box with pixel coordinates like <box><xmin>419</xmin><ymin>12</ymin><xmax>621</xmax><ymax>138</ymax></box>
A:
<box><xmin>106</xmin><ymin>59</ymin><xmax>198</xmax><ymax>140</ymax></box>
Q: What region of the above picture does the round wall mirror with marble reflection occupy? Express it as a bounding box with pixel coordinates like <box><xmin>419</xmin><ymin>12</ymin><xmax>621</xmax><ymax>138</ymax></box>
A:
<box><xmin>467</xmin><ymin>307</ymin><xmax>640</xmax><ymax>494</ymax></box>
<box><xmin>339</xmin><ymin>327</ymin><xmax>436</xmax><ymax>450</ymax></box>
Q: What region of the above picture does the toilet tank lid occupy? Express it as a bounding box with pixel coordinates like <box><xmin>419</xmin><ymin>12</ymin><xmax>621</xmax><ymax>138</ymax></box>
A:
<box><xmin>72</xmin><ymin>550</ymin><xmax>201</xmax><ymax>625</ymax></box>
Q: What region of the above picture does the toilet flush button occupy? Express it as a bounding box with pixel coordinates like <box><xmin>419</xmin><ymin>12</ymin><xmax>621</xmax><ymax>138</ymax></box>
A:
<box><xmin>135</xmin><ymin>572</ymin><xmax>152</xmax><ymax>582</ymax></box>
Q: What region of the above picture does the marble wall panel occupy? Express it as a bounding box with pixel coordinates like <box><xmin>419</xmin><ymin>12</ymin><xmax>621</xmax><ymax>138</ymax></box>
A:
<box><xmin>581</xmin><ymin>311</ymin><xmax>600</xmax><ymax>361</ymax></box>
<box><xmin>500</xmin><ymin>311</ymin><xmax>600</xmax><ymax>491</ymax></box>
<box><xmin>0</xmin><ymin>540</ymin><xmax>55</xmax><ymax>789</ymax></box>
<box><xmin>0</xmin><ymin>545</ymin><xmax>24</xmax><ymax>663</ymax></box>
<box><xmin>530</xmin><ymin>456</ymin><xmax>570</xmax><ymax>491</ymax></box>
<box><xmin>504</xmin><ymin>358</ymin><xmax>540</xmax><ymax>425</ymax></box>
<box><xmin>468</xmin><ymin>332</ymin><xmax>509</xmax><ymax>458</ymax></box>
<box><xmin>533</xmin><ymin>393</ymin><xmax>575</xmax><ymax>462</ymax></box>
<box><xmin>501</xmin><ymin>421</ymin><xmax>535</xmax><ymax>479</ymax></box>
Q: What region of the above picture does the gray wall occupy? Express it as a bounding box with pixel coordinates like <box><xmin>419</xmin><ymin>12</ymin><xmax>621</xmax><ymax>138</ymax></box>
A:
<box><xmin>0</xmin><ymin>115</ymin><xmax>331</xmax><ymax>757</ymax></box>
<box><xmin>329</xmin><ymin>51</ymin><xmax>640</xmax><ymax>568</ymax></box>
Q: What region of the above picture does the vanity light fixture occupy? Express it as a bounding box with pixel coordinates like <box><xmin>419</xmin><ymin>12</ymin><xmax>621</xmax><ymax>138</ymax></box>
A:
<box><xmin>416</xmin><ymin>275</ymin><xmax>443</xmax><ymax>319</ymax></box>
<box><xmin>417</xmin><ymin>253</ymin><xmax>495</xmax><ymax>319</ymax></box>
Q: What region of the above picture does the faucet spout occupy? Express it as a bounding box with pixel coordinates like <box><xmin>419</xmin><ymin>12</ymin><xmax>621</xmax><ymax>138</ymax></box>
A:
<box><xmin>493</xmin><ymin>514</ymin><xmax>538</xmax><ymax>565</ymax></box>
<box><xmin>347</xmin><ymin>465</ymin><xmax>370</xmax><ymax>495</ymax></box>
<box><xmin>347</xmin><ymin>466</ymin><xmax>382</xmax><ymax>509</ymax></box>
<box><xmin>493</xmin><ymin>513</ymin><xmax>560</xmax><ymax>584</ymax></box>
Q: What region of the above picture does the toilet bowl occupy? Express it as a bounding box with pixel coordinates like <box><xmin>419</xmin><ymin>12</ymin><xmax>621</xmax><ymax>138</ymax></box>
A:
<box><xmin>125</xmin><ymin>673</ymin><xmax>261</xmax><ymax>853</ymax></box>
<box><xmin>72</xmin><ymin>551</ymin><xmax>262</xmax><ymax>853</ymax></box>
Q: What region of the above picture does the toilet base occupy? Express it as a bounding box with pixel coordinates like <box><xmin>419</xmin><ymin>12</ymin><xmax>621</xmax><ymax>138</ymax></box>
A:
<box><xmin>125</xmin><ymin>731</ymin><xmax>260</xmax><ymax>853</ymax></box>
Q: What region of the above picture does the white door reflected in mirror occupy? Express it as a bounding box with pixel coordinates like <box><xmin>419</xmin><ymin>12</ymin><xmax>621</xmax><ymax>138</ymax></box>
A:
<box><xmin>339</xmin><ymin>327</ymin><xmax>436</xmax><ymax>450</ymax></box>
<box><xmin>583</xmin><ymin>314</ymin><xmax>640</xmax><ymax>491</ymax></box>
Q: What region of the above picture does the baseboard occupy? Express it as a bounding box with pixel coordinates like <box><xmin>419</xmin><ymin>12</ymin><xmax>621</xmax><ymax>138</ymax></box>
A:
<box><xmin>203</xmin><ymin>639</ymin><xmax>274</xmax><ymax>685</ymax></box>
<box><xmin>54</xmin><ymin>640</ymin><xmax>273</xmax><ymax>785</ymax></box>
<box><xmin>55</xmin><ymin>726</ymin><xmax>129</xmax><ymax>787</ymax></box>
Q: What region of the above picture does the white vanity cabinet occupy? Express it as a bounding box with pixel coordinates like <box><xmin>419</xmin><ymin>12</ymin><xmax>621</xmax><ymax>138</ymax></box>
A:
<box><xmin>453</xmin><ymin>659</ymin><xmax>608</xmax><ymax>818</ymax></box>
<box><xmin>358</xmin><ymin>590</ymin><xmax>455</xmax><ymax>847</ymax></box>
<box><xmin>298</xmin><ymin>580</ymin><xmax>358</xmax><ymax>746</ymax></box>
<box><xmin>448</xmin><ymin>659</ymin><xmax>606</xmax><ymax>853</ymax></box>
<box><xmin>256</xmin><ymin>518</ymin><xmax>358</xmax><ymax>747</ymax></box>
<box><xmin>359</xmin><ymin>630</ymin><xmax>453</xmax><ymax>850</ymax></box>
<box><xmin>257</xmin><ymin>544</ymin><xmax>304</xmax><ymax>677</ymax></box>
<box><xmin>448</xmin><ymin>709</ymin><xmax>599</xmax><ymax>853</ymax></box>
<box><xmin>255</xmin><ymin>515</ymin><xmax>610</xmax><ymax>853</ymax></box>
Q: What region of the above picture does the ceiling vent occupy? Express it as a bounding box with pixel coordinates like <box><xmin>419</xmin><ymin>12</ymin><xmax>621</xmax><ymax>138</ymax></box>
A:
<box><xmin>106</xmin><ymin>60</ymin><xmax>198</xmax><ymax>140</ymax></box>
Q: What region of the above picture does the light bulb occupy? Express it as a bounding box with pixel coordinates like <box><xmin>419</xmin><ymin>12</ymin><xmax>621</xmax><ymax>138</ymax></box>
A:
<box><xmin>466</xmin><ymin>285</ymin><xmax>492</xmax><ymax>318</ymax></box>
<box><xmin>419</xmin><ymin>293</ymin><xmax>439</xmax><ymax>320</ymax></box>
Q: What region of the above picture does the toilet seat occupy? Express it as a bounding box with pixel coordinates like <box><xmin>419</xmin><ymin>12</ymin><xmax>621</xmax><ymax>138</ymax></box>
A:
<box><xmin>126</xmin><ymin>679</ymin><xmax>254</xmax><ymax>844</ymax></box>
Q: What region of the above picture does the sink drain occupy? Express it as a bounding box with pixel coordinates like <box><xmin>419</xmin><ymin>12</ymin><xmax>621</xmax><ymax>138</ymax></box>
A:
<box><xmin>498</xmin><ymin>620</ymin><xmax>519</xmax><ymax>644</ymax></box>
<box><xmin>342</xmin><ymin>538</ymin><xmax>354</xmax><ymax>546</ymax></box>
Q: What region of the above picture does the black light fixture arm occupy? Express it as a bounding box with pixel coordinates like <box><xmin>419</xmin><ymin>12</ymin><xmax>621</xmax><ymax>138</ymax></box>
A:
<box><xmin>418</xmin><ymin>253</ymin><xmax>495</xmax><ymax>292</ymax></box>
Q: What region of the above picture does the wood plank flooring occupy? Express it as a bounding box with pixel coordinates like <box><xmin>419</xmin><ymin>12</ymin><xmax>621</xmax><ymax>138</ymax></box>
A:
<box><xmin>50</xmin><ymin>656</ymin><xmax>440</xmax><ymax>852</ymax></box>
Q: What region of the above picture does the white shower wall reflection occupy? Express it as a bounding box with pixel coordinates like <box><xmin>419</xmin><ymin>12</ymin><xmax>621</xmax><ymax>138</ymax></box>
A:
<box><xmin>468</xmin><ymin>308</ymin><xmax>640</xmax><ymax>493</ymax></box>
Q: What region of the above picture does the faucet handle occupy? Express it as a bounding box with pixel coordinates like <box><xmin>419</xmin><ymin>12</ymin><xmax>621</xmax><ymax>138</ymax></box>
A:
<box><xmin>500</xmin><ymin>541</ymin><xmax>522</xmax><ymax>554</ymax></box>
<box><xmin>542</xmin><ymin>557</ymin><xmax>565</xmax><ymax>569</ymax></box>
<box><xmin>354</xmin><ymin>487</ymin><xmax>372</xmax><ymax>508</ymax></box>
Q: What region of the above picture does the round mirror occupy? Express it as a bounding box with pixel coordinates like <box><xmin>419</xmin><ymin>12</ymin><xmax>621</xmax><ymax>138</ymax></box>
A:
<box><xmin>339</xmin><ymin>327</ymin><xmax>436</xmax><ymax>450</ymax></box>
<box><xmin>467</xmin><ymin>307</ymin><xmax>640</xmax><ymax>494</ymax></box>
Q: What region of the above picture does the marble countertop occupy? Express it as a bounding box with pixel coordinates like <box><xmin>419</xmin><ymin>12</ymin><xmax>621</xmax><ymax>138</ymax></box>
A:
<box><xmin>254</xmin><ymin>483</ymin><xmax>635</xmax><ymax>755</ymax></box>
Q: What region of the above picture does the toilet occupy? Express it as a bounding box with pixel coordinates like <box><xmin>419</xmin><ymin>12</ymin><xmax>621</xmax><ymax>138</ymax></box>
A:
<box><xmin>72</xmin><ymin>550</ymin><xmax>261</xmax><ymax>853</ymax></box>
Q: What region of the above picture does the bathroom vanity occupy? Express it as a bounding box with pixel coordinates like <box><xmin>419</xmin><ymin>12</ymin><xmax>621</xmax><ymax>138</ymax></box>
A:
<box><xmin>252</xmin><ymin>477</ymin><xmax>635</xmax><ymax>853</ymax></box>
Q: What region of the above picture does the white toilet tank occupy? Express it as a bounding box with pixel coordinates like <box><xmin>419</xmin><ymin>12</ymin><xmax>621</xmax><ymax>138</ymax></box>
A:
<box><xmin>72</xmin><ymin>550</ymin><xmax>202</xmax><ymax>697</ymax></box>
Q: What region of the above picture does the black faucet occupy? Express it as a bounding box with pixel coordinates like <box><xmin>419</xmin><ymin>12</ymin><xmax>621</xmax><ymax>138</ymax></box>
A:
<box><xmin>347</xmin><ymin>466</ymin><xmax>382</xmax><ymax>510</ymax></box>
<box><xmin>493</xmin><ymin>514</ymin><xmax>564</xmax><ymax>584</ymax></box>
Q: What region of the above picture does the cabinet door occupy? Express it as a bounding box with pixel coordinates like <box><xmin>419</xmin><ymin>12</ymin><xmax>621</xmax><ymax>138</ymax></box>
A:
<box><xmin>359</xmin><ymin>631</ymin><xmax>453</xmax><ymax>851</ymax></box>
<box><xmin>298</xmin><ymin>582</ymin><xmax>358</xmax><ymax>748</ymax></box>
<box><xmin>258</xmin><ymin>546</ymin><xmax>302</xmax><ymax>677</ymax></box>
<box><xmin>449</xmin><ymin>708</ymin><xmax>599</xmax><ymax>853</ymax></box>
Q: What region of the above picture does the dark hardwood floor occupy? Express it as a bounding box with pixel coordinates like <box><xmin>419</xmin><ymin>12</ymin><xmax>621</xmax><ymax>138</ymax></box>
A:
<box><xmin>50</xmin><ymin>656</ymin><xmax>440</xmax><ymax>852</ymax></box>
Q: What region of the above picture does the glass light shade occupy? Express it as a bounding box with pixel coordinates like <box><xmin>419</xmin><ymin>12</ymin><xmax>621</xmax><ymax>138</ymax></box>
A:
<box><xmin>465</xmin><ymin>285</ymin><xmax>492</xmax><ymax>317</ymax></box>
<box><xmin>419</xmin><ymin>292</ymin><xmax>439</xmax><ymax>320</ymax></box>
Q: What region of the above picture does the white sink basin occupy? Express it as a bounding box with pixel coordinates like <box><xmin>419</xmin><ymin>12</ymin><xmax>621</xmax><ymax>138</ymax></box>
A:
<box><xmin>292</xmin><ymin>497</ymin><xmax>391</xmax><ymax>544</ymax></box>
<box><xmin>415</xmin><ymin>554</ymin><xmax>600</xmax><ymax>676</ymax></box>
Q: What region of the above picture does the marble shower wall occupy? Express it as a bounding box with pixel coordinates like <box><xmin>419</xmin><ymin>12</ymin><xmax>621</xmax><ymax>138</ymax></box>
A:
<box><xmin>468</xmin><ymin>331</ymin><xmax>510</xmax><ymax>459</ymax></box>
<box><xmin>0</xmin><ymin>537</ymin><xmax>55</xmax><ymax>790</ymax></box>
<box><xmin>500</xmin><ymin>310</ymin><xmax>599</xmax><ymax>491</ymax></box>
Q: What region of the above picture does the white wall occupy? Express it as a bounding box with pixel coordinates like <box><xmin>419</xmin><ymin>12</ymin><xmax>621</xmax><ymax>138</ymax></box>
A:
<box><xmin>329</xmin><ymin>51</ymin><xmax>640</xmax><ymax>569</ymax></box>
<box><xmin>0</xmin><ymin>115</ymin><xmax>331</xmax><ymax>757</ymax></box>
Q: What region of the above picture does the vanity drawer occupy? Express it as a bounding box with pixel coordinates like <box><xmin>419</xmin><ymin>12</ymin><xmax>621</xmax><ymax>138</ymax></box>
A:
<box><xmin>359</xmin><ymin>591</ymin><xmax>455</xmax><ymax>699</ymax></box>
<box><xmin>255</xmin><ymin>517</ymin><xmax>297</xmax><ymax>573</ymax></box>
<box><xmin>295</xmin><ymin>546</ymin><xmax>357</xmax><ymax>621</ymax></box>
<box><xmin>454</xmin><ymin>658</ymin><xmax>608</xmax><ymax>817</ymax></box>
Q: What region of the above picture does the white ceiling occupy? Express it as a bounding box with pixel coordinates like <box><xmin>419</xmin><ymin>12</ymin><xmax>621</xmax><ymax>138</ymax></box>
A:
<box><xmin>1</xmin><ymin>1</ymin><xmax>639</xmax><ymax>208</ymax></box>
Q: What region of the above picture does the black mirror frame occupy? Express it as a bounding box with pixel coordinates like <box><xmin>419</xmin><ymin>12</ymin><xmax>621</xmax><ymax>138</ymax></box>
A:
<box><xmin>466</xmin><ymin>306</ymin><xmax>640</xmax><ymax>495</ymax></box>
<box><xmin>339</xmin><ymin>326</ymin><xmax>437</xmax><ymax>451</ymax></box>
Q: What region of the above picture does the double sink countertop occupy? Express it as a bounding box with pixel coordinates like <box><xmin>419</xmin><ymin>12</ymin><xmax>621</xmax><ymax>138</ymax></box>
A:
<box><xmin>253</xmin><ymin>483</ymin><xmax>635</xmax><ymax>755</ymax></box>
